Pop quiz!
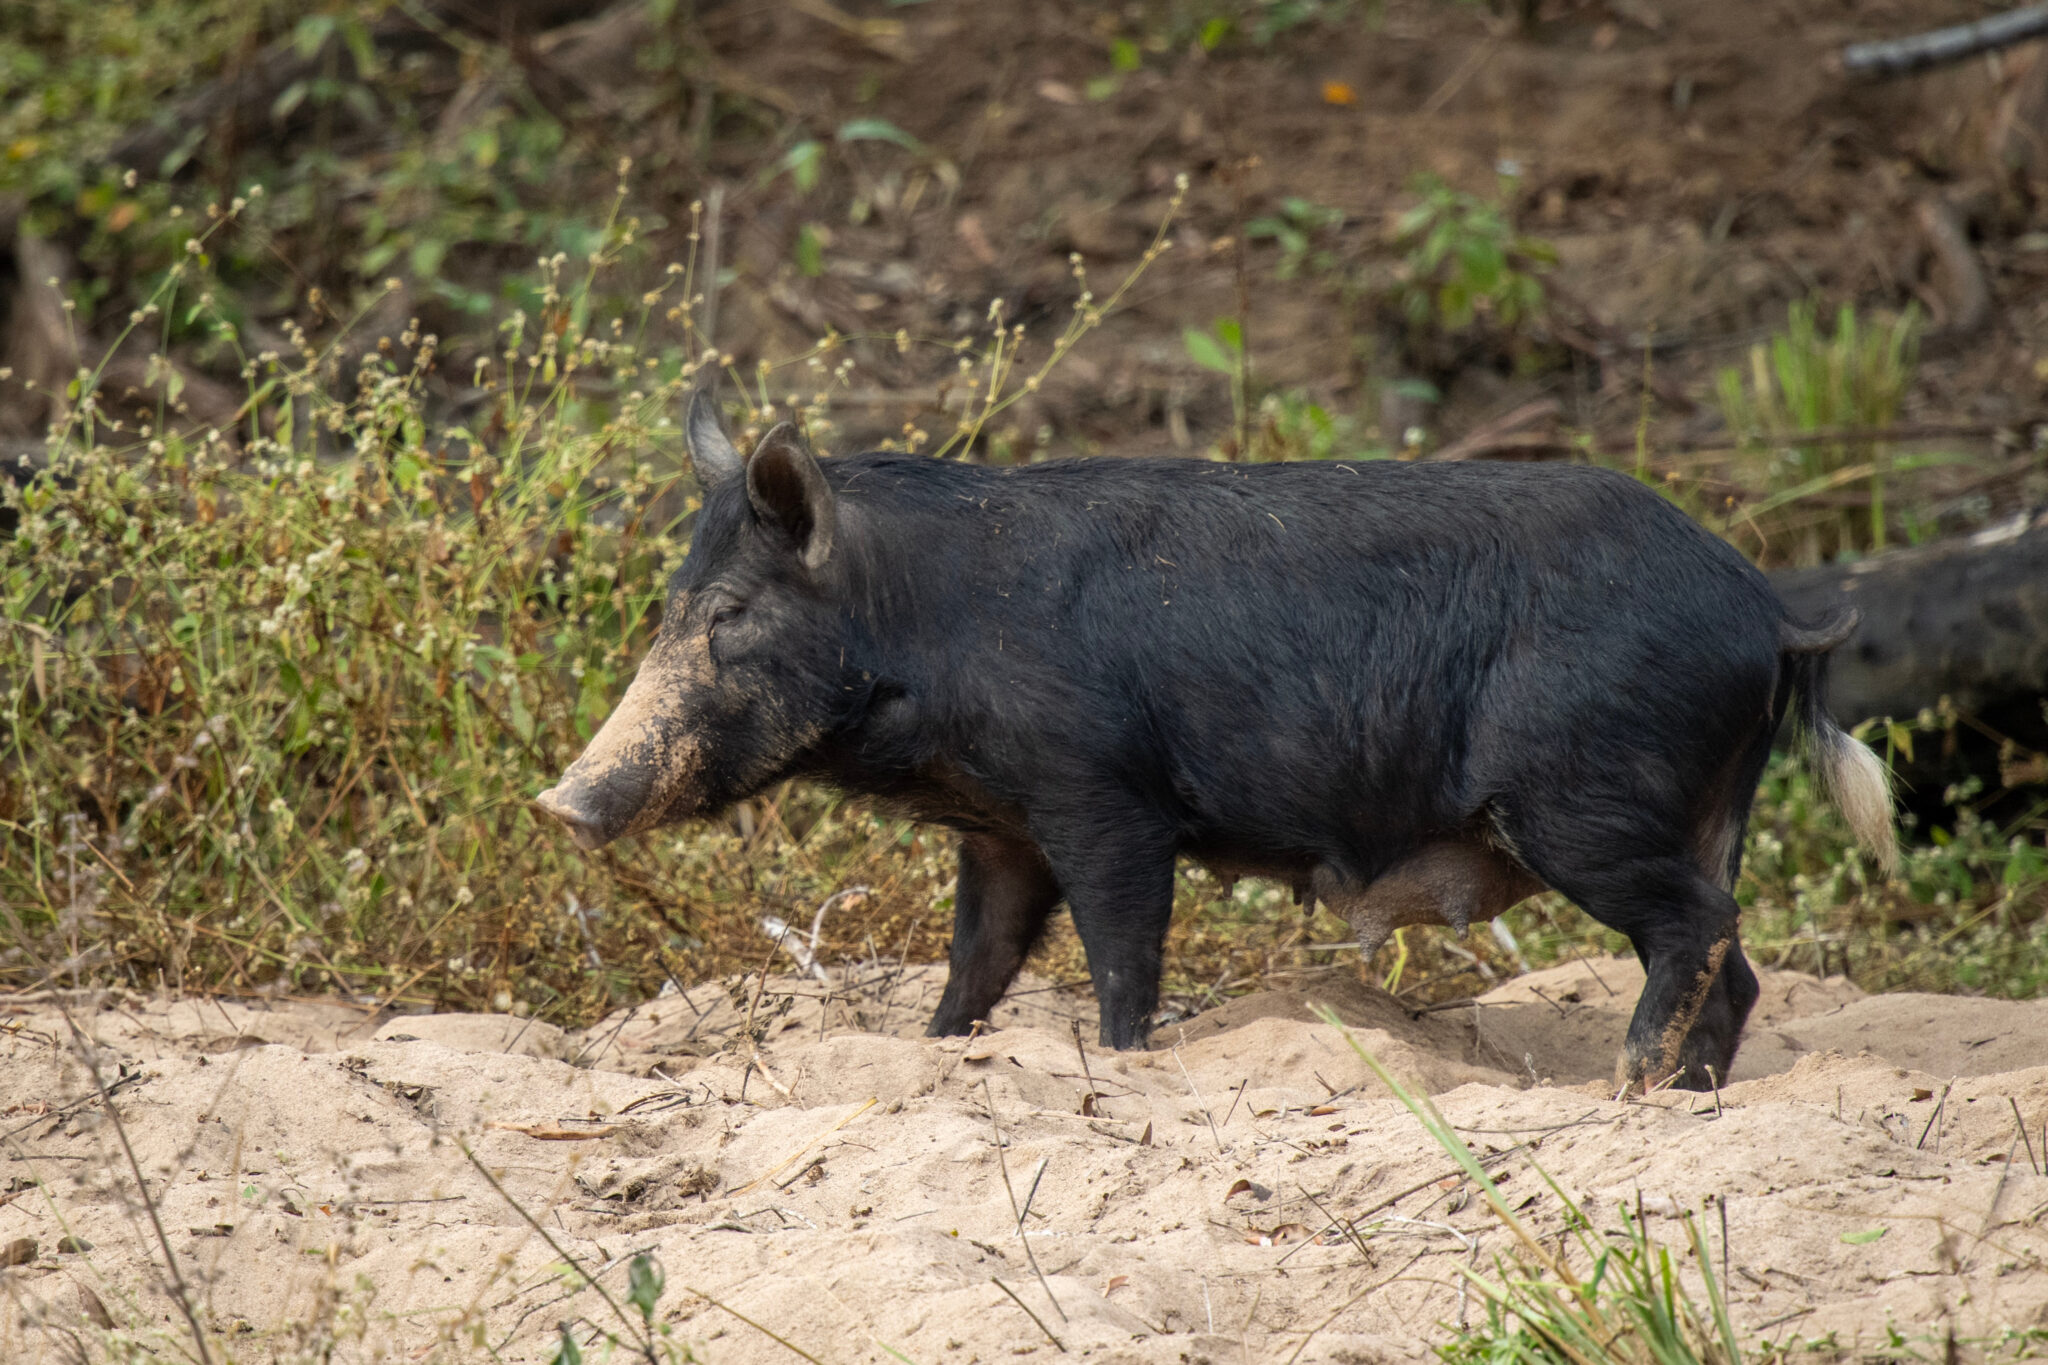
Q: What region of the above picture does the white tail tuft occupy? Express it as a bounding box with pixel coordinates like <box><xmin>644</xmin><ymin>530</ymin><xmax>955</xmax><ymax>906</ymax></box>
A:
<box><xmin>1815</xmin><ymin>725</ymin><xmax>1899</xmax><ymax>875</ymax></box>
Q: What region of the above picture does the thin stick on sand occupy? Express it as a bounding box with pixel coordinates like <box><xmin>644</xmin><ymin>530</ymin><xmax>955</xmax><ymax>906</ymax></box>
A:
<box><xmin>1173</xmin><ymin>1037</ymin><xmax>1229</xmax><ymax>1153</ymax></box>
<box><xmin>733</xmin><ymin>1097</ymin><xmax>877</xmax><ymax>1195</ymax></box>
<box><xmin>1917</xmin><ymin>1081</ymin><xmax>1954</xmax><ymax>1150</ymax></box>
<box><xmin>982</xmin><ymin>1078</ymin><xmax>1067</xmax><ymax>1322</ymax></box>
<box><xmin>992</xmin><ymin>1277</ymin><xmax>1067</xmax><ymax>1353</ymax></box>
<box><xmin>686</xmin><ymin>1284</ymin><xmax>829</xmax><ymax>1365</ymax></box>
<box><xmin>2011</xmin><ymin>1097</ymin><xmax>2041</xmax><ymax>1177</ymax></box>
<box><xmin>1017</xmin><ymin>1157</ymin><xmax>1050</xmax><ymax>1234</ymax></box>
<box><xmin>458</xmin><ymin>1141</ymin><xmax>655</xmax><ymax>1358</ymax></box>
<box><xmin>66</xmin><ymin>1021</ymin><xmax>219</xmax><ymax>1365</ymax></box>
<box><xmin>1069</xmin><ymin>1020</ymin><xmax>1100</xmax><ymax>1106</ymax></box>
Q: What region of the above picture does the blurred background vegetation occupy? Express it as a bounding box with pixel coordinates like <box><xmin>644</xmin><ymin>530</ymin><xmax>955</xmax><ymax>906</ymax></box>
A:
<box><xmin>2</xmin><ymin>0</ymin><xmax>2045</xmax><ymax>1027</ymax></box>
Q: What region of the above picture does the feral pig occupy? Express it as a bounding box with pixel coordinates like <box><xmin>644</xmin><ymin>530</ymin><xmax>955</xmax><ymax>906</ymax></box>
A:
<box><xmin>536</xmin><ymin>393</ymin><xmax>1897</xmax><ymax>1091</ymax></box>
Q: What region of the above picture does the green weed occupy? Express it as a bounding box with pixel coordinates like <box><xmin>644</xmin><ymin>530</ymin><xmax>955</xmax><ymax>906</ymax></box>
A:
<box><xmin>1109</xmin><ymin>0</ymin><xmax>1360</xmax><ymax>67</ymax></box>
<box><xmin>1714</xmin><ymin>301</ymin><xmax>1924</xmax><ymax>561</ymax></box>
<box><xmin>5</xmin><ymin>0</ymin><xmax>676</xmax><ymax>328</ymax></box>
<box><xmin>1318</xmin><ymin>1005</ymin><xmax>1747</xmax><ymax>1365</ymax></box>
<box><xmin>1247</xmin><ymin>195</ymin><xmax>1347</xmax><ymax>280</ymax></box>
<box><xmin>0</xmin><ymin>182</ymin><xmax>938</xmax><ymax>1015</ymax></box>
<box><xmin>1245</xmin><ymin>388</ymin><xmax>1385</xmax><ymax>462</ymax></box>
<box><xmin>0</xmin><ymin>168</ymin><xmax>1183</xmax><ymax>1018</ymax></box>
<box><xmin>1394</xmin><ymin>175</ymin><xmax>1553</xmax><ymax>337</ymax></box>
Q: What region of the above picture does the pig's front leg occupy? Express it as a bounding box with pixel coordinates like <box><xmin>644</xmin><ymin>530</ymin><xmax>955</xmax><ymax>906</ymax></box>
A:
<box><xmin>926</xmin><ymin>833</ymin><xmax>1062</xmax><ymax>1037</ymax></box>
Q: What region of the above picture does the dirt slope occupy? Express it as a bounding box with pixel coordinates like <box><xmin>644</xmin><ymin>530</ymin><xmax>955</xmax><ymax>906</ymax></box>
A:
<box><xmin>680</xmin><ymin>0</ymin><xmax>2048</xmax><ymax>461</ymax></box>
<box><xmin>3</xmin><ymin>961</ymin><xmax>2046</xmax><ymax>1362</ymax></box>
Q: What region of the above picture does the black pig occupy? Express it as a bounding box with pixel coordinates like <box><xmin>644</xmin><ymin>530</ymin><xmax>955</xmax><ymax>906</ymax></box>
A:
<box><xmin>536</xmin><ymin>393</ymin><xmax>1895</xmax><ymax>1090</ymax></box>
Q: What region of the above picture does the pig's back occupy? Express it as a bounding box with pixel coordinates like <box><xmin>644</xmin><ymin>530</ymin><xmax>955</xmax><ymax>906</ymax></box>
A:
<box><xmin>829</xmin><ymin>453</ymin><xmax>1782</xmax><ymax>848</ymax></box>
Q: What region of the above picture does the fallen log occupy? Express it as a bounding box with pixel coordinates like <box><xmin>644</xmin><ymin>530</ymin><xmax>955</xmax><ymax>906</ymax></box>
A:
<box><xmin>1771</xmin><ymin>510</ymin><xmax>2048</xmax><ymax>727</ymax></box>
<box><xmin>1770</xmin><ymin>510</ymin><xmax>2048</xmax><ymax>816</ymax></box>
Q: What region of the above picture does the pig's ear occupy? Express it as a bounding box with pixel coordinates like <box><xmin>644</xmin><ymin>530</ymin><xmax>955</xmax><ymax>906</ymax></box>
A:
<box><xmin>684</xmin><ymin>388</ymin><xmax>745</xmax><ymax>487</ymax></box>
<box><xmin>746</xmin><ymin>423</ymin><xmax>836</xmax><ymax>571</ymax></box>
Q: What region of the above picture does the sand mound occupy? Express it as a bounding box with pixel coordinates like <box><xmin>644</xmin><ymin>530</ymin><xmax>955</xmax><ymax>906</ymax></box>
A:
<box><xmin>3</xmin><ymin>962</ymin><xmax>2045</xmax><ymax>1363</ymax></box>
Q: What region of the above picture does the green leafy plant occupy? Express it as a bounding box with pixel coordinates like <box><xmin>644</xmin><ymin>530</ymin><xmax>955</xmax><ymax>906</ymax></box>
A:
<box><xmin>1245</xmin><ymin>388</ymin><xmax>1384</xmax><ymax>462</ymax></box>
<box><xmin>1247</xmin><ymin>195</ymin><xmax>1346</xmax><ymax>280</ymax></box>
<box><xmin>1185</xmin><ymin>0</ymin><xmax>1359</xmax><ymax>48</ymax></box>
<box><xmin>1316</xmin><ymin>1006</ymin><xmax>1747</xmax><ymax>1365</ymax></box>
<box><xmin>0</xmin><ymin>168</ymin><xmax>1189</xmax><ymax>1015</ymax></box>
<box><xmin>1100</xmin><ymin>0</ymin><xmax>1359</xmax><ymax>87</ymax></box>
<box><xmin>767</xmin><ymin>138</ymin><xmax>827</xmax><ymax>194</ymax></box>
<box><xmin>1714</xmin><ymin>301</ymin><xmax>1924</xmax><ymax>559</ymax></box>
<box><xmin>1182</xmin><ymin>316</ymin><xmax>1244</xmax><ymax>377</ymax></box>
<box><xmin>1184</xmin><ymin>316</ymin><xmax>1251</xmax><ymax>455</ymax></box>
<box><xmin>1089</xmin><ymin>37</ymin><xmax>1147</xmax><ymax>100</ymax></box>
<box><xmin>5</xmin><ymin>1</ymin><xmax>643</xmax><ymax>328</ymax></box>
<box><xmin>1393</xmin><ymin>175</ymin><xmax>1553</xmax><ymax>334</ymax></box>
<box><xmin>0</xmin><ymin>187</ymin><xmax>901</xmax><ymax>1014</ymax></box>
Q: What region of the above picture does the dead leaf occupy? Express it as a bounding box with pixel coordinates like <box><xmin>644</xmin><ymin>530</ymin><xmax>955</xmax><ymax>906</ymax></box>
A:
<box><xmin>484</xmin><ymin>1121</ymin><xmax>619</xmax><ymax>1141</ymax></box>
<box><xmin>1911</xmin><ymin>1088</ymin><xmax>1934</xmax><ymax>1102</ymax></box>
<box><xmin>956</xmin><ymin>214</ymin><xmax>998</xmax><ymax>266</ymax></box>
<box><xmin>1138</xmin><ymin>1121</ymin><xmax>1152</xmax><ymax>1146</ymax></box>
<box><xmin>1308</xmin><ymin>1104</ymin><xmax>1338</xmax><ymax>1116</ymax></box>
<box><xmin>1105</xmin><ymin>1275</ymin><xmax>1129</xmax><ymax>1293</ymax></box>
<box><xmin>1037</xmin><ymin>79</ymin><xmax>1080</xmax><ymax>105</ymax></box>
<box><xmin>78</xmin><ymin>1284</ymin><xmax>113</xmax><ymax>1329</ymax></box>
<box><xmin>1226</xmin><ymin>1179</ymin><xmax>1254</xmax><ymax>1200</ymax></box>
<box><xmin>0</xmin><ymin>1236</ymin><xmax>34</xmax><ymax>1266</ymax></box>
<box><xmin>1321</xmin><ymin>80</ymin><xmax>1357</xmax><ymax>106</ymax></box>
<box><xmin>1080</xmin><ymin>1092</ymin><xmax>1097</xmax><ymax>1117</ymax></box>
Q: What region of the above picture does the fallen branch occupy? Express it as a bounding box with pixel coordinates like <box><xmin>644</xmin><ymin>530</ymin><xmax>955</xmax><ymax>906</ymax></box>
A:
<box><xmin>1427</xmin><ymin>398</ymin><xmax>1562</xmax><ymax>463</ymax></box>
<box><xmin>1843</xmin><ymin>5</ymin><xmax>2048</xmax><ymax>79</ymax></box>
<box><xmin>731</xmin><ymin>1097</ymin><xmax>876</xmax><ymax>1195</ymax></box>
<box><xmin>980</xmin><ymin>1079</ymin><xmax>1067</xmax><ymax>1323</ymax></box>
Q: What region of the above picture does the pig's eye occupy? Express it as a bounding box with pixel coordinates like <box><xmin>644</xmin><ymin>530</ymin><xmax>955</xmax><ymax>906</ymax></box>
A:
<box><xmin>709</xmin><ymin>603</ymin><xmax>744</xmax><ymax>630</ymax></box>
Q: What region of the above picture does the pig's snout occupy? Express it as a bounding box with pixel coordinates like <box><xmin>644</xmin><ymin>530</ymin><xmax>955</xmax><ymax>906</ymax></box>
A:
<box><xmin>534</xmin><ymin>782</ymin><xmax>622</xmax><ymax>852</ymax></box>
<box><xmin>534</xmin><ymin>641</ymin><xmax>706</xmax><ymax>850</ymax></box>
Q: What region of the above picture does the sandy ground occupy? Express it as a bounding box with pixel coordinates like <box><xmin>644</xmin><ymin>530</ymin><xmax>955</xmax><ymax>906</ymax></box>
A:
<box><xmin>3</xmin><ymin>959</ymin><xmax>2046</xmax><ymax>1364</ymax></box>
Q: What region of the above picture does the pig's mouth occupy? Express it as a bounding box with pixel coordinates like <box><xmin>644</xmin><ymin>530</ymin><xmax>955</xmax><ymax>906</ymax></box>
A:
<box><xmin>532</xmin><ymin>741</ymin><xmax>711</xmax><ymax>851</ymax></box>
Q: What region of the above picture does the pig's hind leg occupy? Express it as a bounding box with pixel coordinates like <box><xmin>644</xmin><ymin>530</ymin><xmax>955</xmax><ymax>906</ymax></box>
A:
<box><xmin>927</xmin><ymin>833</ymin><xmax>1063</xmax><ymax>1037</ymax></box>
<box><xmin>1612</xmin><ymin>872</ymin><xmax>1758</xmax><ymax>1092</ymax></box>
<box><xmin>1490</xmin><ymin>708</ymin><xmax>1770</xmax><ymax>1091</ymax></box>
<box><xmin>1536</xmin><ymin>848</ymin><xmax>1754</xmax><ymax>1091</ymax></box>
